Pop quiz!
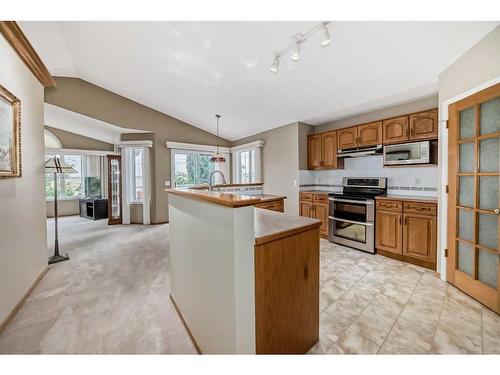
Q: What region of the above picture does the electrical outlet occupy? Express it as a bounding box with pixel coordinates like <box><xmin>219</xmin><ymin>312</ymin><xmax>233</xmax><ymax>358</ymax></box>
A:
<box><xmin>165</xmin><ymin>180</ymin><xmax>171</xmax><ymax>187</ymax></box>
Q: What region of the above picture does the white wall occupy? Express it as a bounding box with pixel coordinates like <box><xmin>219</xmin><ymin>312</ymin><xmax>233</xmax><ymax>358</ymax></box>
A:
<box><xmin>300</xmin><ymin>155</ymin><xmax>439</xmax><ymax>197</ymax></box>
<box><xmin>0</xmin><ymin>34</ymin><xmax>48</xmax><ymax>323</ymax></box>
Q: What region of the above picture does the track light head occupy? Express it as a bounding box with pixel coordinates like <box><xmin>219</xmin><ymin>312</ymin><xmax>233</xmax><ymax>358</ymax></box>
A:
<box><xmin>291</xmin><ymin>42</ymin><xmax>301</xmax><ymax>62</ymax></box>
<box><xmin>270</xmin><ymin>55</ymin><xmax>279</xmax><ymax>73</ymax></box>
<box><xmin>320</xmin><ymin>23</ymin><xmax>331</xmax><ymax>47</ymax></box>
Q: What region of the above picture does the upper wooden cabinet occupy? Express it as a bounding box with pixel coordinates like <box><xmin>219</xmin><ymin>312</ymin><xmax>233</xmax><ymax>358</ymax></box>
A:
<box><xmin>410</xmin><ymin>109</ymin><xmax>438</xmax><ymax>141</ymax></box>
<box><xmin>307</xmin><ymin>131</ymin><xmax>343</xmax><ymax>170</ymax></box>
<box><xmin>337</xmin><ymin>127</ymin><xmax>358</xmax><ymax>149</ymax></box>
<box><xmin>383</xmin><ymin>116</ymin><xmax>409</xmax><ymax>145</ymax></box>
<box><xmin>337</xmin><ymin>121</ymin><xmax>383</xmax><ymax>150</ymax></box>
<box><xmin>307</xmin><ymin>134</ymin><xmax>322</xmax><ymax>170</ymax></box>
<box><xmin>358</xmin><ymin>121</ymin><xmax>383</xmax><ymax>147</ymax></box>
<box><xmin>322</xmin><ymin>131</ymin><xmax>338</xmax><ymax>168</ymax></box>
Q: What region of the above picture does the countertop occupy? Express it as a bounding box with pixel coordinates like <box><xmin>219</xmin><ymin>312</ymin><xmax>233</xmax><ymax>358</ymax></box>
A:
<box><xmin>376</xmin><ymin>194</ymin><xmax>437</xmax><ymax>204</ymax></box>
<box><xmin>166</xmin><ymin>188</ymin><xmax>285</xmax><ymax>208</ymax></box>
<box><xmin>254</xmin><ymin>208</ymin><xmax>321</xmax><ymax>245</ymax></box>
<box><xmin>300</xmin><ymin>189</ymin><xmax>341</xmax><ymax>194</ymax></box>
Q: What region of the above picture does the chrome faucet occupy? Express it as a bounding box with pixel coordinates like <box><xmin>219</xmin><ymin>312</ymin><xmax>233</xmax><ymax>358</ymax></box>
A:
<box><xmin>208</xmin><ymin>170</ymin><xmax>227</xmax><ymax>192</ymax></box>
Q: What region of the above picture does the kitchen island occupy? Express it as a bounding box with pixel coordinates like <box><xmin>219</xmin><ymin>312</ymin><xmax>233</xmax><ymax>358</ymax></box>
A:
<box><xmin>167</xmin><ymin>188</ymin><xmax>321</xmax><ymax>354</ymax></box>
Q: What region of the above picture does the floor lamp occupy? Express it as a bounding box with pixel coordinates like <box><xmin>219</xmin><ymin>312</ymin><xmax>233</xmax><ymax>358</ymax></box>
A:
<box><xmin>45</xmin><ymin>156</ymin><xmax>77</xmax><ymax>264</ymax></box>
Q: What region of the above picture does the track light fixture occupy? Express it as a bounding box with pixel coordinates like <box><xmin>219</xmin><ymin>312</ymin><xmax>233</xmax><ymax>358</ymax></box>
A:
<box><xmin>270</xmin><ymin>21</ymin><xmax>332</xmax><ymax>73</ymax></box>
<box><xmin>320</xmin><ymin>23</ymin><xmax>331</xmax><ymax>47</ymax></box>
<box><xmin>270</xmin><ymin>55</ymin><xmax>279</xmax><ymax>73</ymax></box>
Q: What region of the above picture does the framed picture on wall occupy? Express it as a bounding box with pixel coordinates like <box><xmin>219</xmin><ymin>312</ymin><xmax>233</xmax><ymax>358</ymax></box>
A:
<box><xmin>0</xmin><ymin>84</ymin><xmax>21</xmax><ymax>178</ymax></box>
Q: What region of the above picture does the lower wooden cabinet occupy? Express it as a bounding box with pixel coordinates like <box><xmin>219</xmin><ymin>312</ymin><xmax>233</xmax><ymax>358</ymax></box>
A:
<box><xmin>375</xmin><ymin>210</ymin><xmax>402</xmax><ymax>254</ymax></box>
<box><xmin>299</xmin><ymin>193</ymin><xmax>329</xmax><ymax>238</ymax></box>
<box><xmin>375</xmin><ymin>198</ymin><xmax>437</xmax><ymax>270</ymax></box>
<box><xmin>403</xmin><ymin>213</ymin><xmax>436</xmax><ymax>263</ymax></box>
<box><xmin>255</xmin><ymin>199</ymin><xmax>284</xmax><ymax>212</ymax></box>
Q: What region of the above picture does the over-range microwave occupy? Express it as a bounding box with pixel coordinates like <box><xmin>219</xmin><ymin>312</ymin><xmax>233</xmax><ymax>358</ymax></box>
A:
<box><xmin>383</xmin><ymin>141</ymin><xmax>431</xmax><ymax>166</ymax></box>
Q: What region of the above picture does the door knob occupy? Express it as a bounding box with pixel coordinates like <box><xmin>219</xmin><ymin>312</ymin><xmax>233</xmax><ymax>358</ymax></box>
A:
<box><xmin>494</xmin><ymin>208</ymin><xmax>500</xmax><ymax>215</ymax></box>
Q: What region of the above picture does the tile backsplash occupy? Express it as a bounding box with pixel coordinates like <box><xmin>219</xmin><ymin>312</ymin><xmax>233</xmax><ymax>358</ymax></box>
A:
<box><xmin>299</xmin><ymin>155</ymin><xmax>438</xmax><ymax>196</ymax></box>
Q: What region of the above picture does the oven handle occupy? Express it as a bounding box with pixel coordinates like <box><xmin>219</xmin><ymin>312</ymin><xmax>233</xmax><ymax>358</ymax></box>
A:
<box><xmin>329</xmin><ymin>216</ymin><xmax>374</xmax><ymax>226</ymax></box>
<box><xmin>328</xmin><ymin>197</ymin><xmax>374</xmax><ymax>205</ymax></box>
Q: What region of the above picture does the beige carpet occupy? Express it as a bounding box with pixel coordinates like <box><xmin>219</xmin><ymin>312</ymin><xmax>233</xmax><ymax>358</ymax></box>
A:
<box><xmin>0</xmin><ymin>216</ymin><xmax>196</xmax><ymax>354</ymax></box>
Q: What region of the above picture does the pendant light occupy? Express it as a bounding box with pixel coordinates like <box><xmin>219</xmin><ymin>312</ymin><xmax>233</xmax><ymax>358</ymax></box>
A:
<box><xmin>210</xmin><ymin>114</ymin><xmax>226</xmax><ymax>163</ymax></box>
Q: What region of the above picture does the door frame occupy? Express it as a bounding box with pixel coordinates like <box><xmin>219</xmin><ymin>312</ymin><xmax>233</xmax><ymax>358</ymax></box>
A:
<box><xmin>438</xmin><ymin>75</ymin><xmax>500</xmax><ymax>282</ymax></box>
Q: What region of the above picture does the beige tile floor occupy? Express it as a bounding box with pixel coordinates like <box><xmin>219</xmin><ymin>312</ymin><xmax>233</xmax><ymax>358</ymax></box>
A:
<box><xmin>309</xmin><ymin>239</ymin><xmax>500</xmax><ymax>354</ymax></box>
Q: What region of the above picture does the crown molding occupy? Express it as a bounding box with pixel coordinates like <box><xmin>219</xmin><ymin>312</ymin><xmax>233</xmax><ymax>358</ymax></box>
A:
<box><xmin>0</xmin><ymin>21</ymin><xmax>56</xmax><ymax>87</ymax></box>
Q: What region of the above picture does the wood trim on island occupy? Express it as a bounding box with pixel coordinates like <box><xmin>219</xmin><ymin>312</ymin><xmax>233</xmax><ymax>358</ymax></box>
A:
<box><xmin>0</xmin><ymin>21</ymin><xmax>56</xmax><ymax>87</ymax></box>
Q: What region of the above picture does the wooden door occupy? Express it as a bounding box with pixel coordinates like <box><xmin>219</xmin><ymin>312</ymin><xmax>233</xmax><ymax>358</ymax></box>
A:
<box><xmin>313</xmin><ymin>203</ymin><xmax>328</xmax><ymax>236</ymax></box>
<box><xmin>107</xmin><ymin>155</ymin><xmax>122</xmax><ymax>225</ymax></box>
<box><xmin>322</xmin><ymin>131</ymin><xmax>338</xmax><ymax>169</ymax></box>
<box><xmin>403</xmin><ymin>213</ymin><xmax>436</xmax><ymax>263</ymax></box>
<box><xmin>300</xmin><ymin>201</ymin><xmax>313</xmax><ymax>218</ymax></box>
<box><xmin>383</xmin><ymin>116</ymin><xmax>409</xmax><ymax>144</ymax></box>
<box><xmin>448</xmin><ymin>83</ymin><xmax>500</xmax><ymax>313</ymax></box>
<box><xmin>375</xmin><ymin>210</ymin><xmax>402</xmax><ymax>254</ymax></box>
<box><xmin>358</xmin><ymin>121</ymin><xmax>383</xmax><ymax>147</ymax></box>
<box><xmin>410</xmin><ymin>109</ymin><xmax>438</xmax><ymax>140</ymax></box>
<box><xmin>337</xmin><ymin>127</ymin><xmax>358</xmax><ymax>149</ymax></box>
<box><xmin>307</xmin><ymin>134</ymin><xmax>322</xmax><ymax>170</ymax></box>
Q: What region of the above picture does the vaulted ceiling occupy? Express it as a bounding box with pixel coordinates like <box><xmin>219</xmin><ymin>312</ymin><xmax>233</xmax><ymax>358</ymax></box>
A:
<box><xmin>20</xmin><ymin>21</ymin><xmax>498</xmax><ymax>140</ymax></box>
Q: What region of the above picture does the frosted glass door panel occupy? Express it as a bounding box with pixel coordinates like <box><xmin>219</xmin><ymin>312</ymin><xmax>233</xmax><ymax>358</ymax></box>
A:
<box><xmin>480</xmin><ymin>97</ymin><xmax>500</xmax><ymax>135</ymax></box>
<box><xmin>478</xmin><ymin>250</ymin><xmax>498</xmax><ymax>289</ymax></box>
<box><xmin>459</xmin><ymin>142</ymin><xmax>475</xmax><ymax>173</ymax></box>
<box><xmin>458</xmin><ymin>242</ymin><xmax>473</xmax><ymax>276</ymax></box>
<box><xmin>459</xmin><ymin>107</ymin><xmax>475</xmax><ymax>139</ymax></box>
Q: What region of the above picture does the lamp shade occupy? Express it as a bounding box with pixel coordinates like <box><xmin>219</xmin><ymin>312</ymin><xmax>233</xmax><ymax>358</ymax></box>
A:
<box><xmin>44</xmin><ymin>156</ymin><xmax>78</xmax><ymax>174</ymax></box>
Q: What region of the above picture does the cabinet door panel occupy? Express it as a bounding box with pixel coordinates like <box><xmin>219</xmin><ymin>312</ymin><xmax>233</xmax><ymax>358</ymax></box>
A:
<box><xmin>307</xmin><ymin>134</ymin><xmax>322</xmax><ymax>170</ymax></box>
<box><xmin>410</xmin><ymin>109</ymin><xmax>438</xmax><ymax>141</ymax></box>
<box><xmin>383</xmin><ymin>116</ymin><xmax>409</xmax><ymax>144</ymax></box>
<box><xmin>358</xmin><ymin>121</ymin><xmax>383</xmax><ymax>147</ymax></box>
<box><xmin>375</xmin><ymin>210</ymin><xmax>402</xmax><ymax>254</ymax></box>
<box><xmin>313</xmin><ymin>203</ymin><xmax>328</xmax><ymax>236</ymax></box>
<box><xmin>337</xmin><ymin>127</ymin><xmax>358</xmax><ymax>149</ymax></box>
<box><xmin>322</xmin><ymin>131</ymin><xmax>338</xmax><ymax>169</ymax></box>
<box><xmin>403</xmin><ymin>213</ymin><xmax>436</xmax><ymax>263</ymax></box>
<box><xmin>300</xmin><ymin>201</ymin><xmax>313</xmax><ymax>218</ymax></box>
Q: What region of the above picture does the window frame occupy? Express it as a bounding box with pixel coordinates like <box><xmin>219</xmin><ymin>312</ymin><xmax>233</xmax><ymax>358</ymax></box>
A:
<box><xmin>231</xmin><ymin>141</ymin><xmax>263</xmax><ymax>184</ymax></box>
<box><xmin>45</xmin><ymin>153</ymin><xmax>83</xmax><ymax>200</ymax></box>
<box><xmin>130</xmin><ymin>148</ymin><xmax>144</xmax><ymax>203</ymax></box>
<box><xmin>171</xmin><ymin>148</ymin><xmax>230</xmax><ymax>188</ymax></box>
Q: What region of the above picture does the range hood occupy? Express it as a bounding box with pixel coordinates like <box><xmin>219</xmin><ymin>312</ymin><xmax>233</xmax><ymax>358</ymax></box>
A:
<box><xmin>337</xmin><ymin>144</ymin><xmax>383</xmax><ymax>158</ymax></box>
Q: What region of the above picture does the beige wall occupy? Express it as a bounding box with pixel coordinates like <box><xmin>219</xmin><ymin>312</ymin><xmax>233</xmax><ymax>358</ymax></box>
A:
<box><xmin>314</xmin><ymin>95</ymin><xmax>439</xmax><ymax>133</ymax></box>
<box><xmin>45</xmin><ymin>77</ymin><xmax>230</xmax><ymax>224</ymax></box>
<box><xmin>439</xmin><ymin>25</ymin><xmax>500</xmax><ymax>107</ymax></box>
<box><xmin>0</xmin><ymin>34</ymin><xmax>48</xmax><ymax>324</ymax></box>
<box><xmin>45</xmin><ymin>125</ymin><xmax>114</xmax><ymax>151</ymax></box>
<box><xmin>232</xmin><ymin>123</ymin><xmax>300</xmax><ymax>215</ymax></box>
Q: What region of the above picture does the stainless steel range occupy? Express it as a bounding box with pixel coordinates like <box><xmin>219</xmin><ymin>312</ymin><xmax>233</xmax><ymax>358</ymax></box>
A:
<box><xmin>328</xmin><ymin>177</ymin><xmax>387</xmax><ymax>253</ymax></box>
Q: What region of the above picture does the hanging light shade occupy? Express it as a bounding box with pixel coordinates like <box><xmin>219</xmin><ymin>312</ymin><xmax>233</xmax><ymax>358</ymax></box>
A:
<box><xmin>210</xmin><ymin>114</ymin><xmax>226</xmax><ymax>163</ymax></box>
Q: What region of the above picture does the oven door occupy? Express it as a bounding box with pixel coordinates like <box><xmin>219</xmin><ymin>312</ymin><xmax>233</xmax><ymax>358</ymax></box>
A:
<box><xmin>329</xmin><ymin>216</ymin><xmax>375</xmax><ymax>253</ymax></box>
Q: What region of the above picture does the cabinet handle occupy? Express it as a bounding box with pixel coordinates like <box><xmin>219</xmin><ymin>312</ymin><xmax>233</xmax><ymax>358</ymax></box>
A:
<box><xmin>404</xmin><ymin>217</ymin><xmax>407</xmax><ymax>225</ymax></box>
<box><xmin>303</xmin><ymin>264</ymin><xmax>309</xmax><ymax>280</ymax></box>
<box><xmin>410</xmin><ymin>128</ymin><xmax>414</xmax><ymax>136</ymax></box>
<box><xmin>406</xmin><ymin>127</ymin><xmax>409</xmax><ymax>137</ymax></box>
<box><xmin>399</xmin><ymin>216</ymin><xmax>402</xmax><ymax>225</ymax></box>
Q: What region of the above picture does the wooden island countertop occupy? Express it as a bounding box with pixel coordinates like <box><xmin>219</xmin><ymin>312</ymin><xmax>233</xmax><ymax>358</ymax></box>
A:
<box><xmin>166</xmin><ymin>188</ymin><xmax>286</xmax><ymax>208</ymax></box>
